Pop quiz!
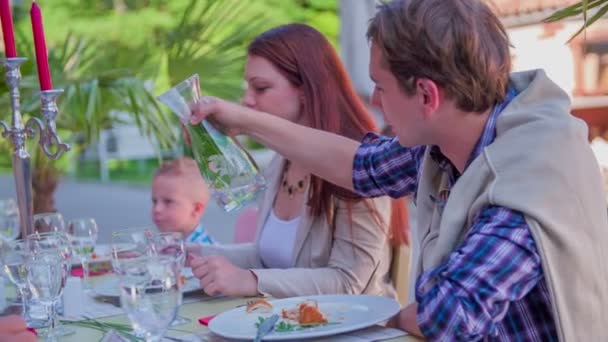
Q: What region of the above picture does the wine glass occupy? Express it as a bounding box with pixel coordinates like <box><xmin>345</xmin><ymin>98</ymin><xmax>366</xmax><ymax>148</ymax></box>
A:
<box><xmin>0</xmin><ymin>240</ymin><xmax>30</xmax><ymax>319</ymax></box>
<box><xmin>151</xmin><ymin>232</ymin><xmax>190</xmax><ymax>326</ymax></box>
<box><xmin>66</xmin><ymin>218</ymin><xmax>98</xmax><ymax>292</ymax></box>
<box><xmin>109</xmin><ymin>228</ymin><xmax>156</xmax><ymax>338</ymax></box>
<box><xmin>26</xmin><ymin>232</ymin><xmax>70</xmax><ymax>342</ymax></box>
<box><xmin>33</xmin><ymin>212</ymin><xmax>66</xmax><ymax>235</ymax></box>
<box><xmin>110</xmin><ymin>228</ymin><xmax>155</xmax><ymax>277</ymax></box>
<box><xmin>119</xmin><ymin>256</ymin><xmax>181</xmax><ymax>342</ymax></box>
<box><xmin>0</xmin><ymin>199</ymin><xmax>20</xmax><ymax>241</ymax></box>
<box><xmin>30</xmin><ymin>217</ymin><xmax>75</xmax><ymax>337</ymax></box>
<box><xmin>152</xmin><ymin>232</ymin><xmax>185</xmax><ymax>267</ymax></box>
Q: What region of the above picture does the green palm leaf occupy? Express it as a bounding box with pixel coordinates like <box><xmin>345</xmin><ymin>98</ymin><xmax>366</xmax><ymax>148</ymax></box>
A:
<box><xmin>0</xmin><ymin>30</ymin><xmax>177</xmax><ymax>175</ymax></box>
<box><xmin>544</xmin><ymin>0</ymin><xmax>608</xmax><ymax>42</ymax></box>
<box><xmin>163</xmin><ymin>0</ymin><xmax>273</xmax><ymax>100</ymax></box>
<box><xmin>0</xmin><ymin>0</ymin><xmax>273</xmax><ymax>211</ymax></box>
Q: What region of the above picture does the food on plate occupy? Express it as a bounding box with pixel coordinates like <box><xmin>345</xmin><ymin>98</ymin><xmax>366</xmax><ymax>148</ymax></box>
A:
<box><xmin>281</xmin><ymin>300</ymin><xmax>327</xmax><ymax>325</ymax></box>
<box><xmin>246</xmin><ymin>299</ymin><xmax>273</xmax><ymax>313</ymax></box>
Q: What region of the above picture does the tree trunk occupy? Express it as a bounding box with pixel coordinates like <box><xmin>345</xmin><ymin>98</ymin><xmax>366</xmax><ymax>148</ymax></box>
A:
<box><xmin>32</xmin><ymin>166</ymin><xmax>59</xmax><ymax>214</ymax></box>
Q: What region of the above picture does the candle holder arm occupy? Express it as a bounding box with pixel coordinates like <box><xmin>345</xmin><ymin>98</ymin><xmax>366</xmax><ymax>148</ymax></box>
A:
<box><xmin>24</xmin><ymin>116</ymin><xmax>70</xmax><ymax>160</ymax></box>
<box><xmin>0</xmin><ymin>120</ymin><xmax>9</xmax><ymax>137</ymax></box>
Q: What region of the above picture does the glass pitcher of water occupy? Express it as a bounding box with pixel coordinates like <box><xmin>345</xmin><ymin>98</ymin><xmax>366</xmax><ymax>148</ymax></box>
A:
<box><xmin>157</xmin><ymin>74</ymin><xmax>266</xmax><ymax>212</ymax></box>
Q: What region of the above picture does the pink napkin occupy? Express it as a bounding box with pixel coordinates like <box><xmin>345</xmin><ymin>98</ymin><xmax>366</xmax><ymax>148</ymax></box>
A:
<box><xmin>198</xmin><ymin>315</ymin><xmax>216</xmax><ymax>326</ymax></box>
<box><xmin>27</xmin><ymin>327</ymin><xmax>37</xmax><ymax>336</ymax></box>
<box><xmin>70</xmin><ymin>267</ymin><xmax>112</xmax><ymax>278</ymax></box>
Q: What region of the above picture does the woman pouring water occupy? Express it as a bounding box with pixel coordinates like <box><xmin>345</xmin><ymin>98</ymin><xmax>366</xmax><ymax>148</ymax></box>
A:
<box><xmin>185</xmin><ymin>24</ymin><xmax>408</xmax><ymax>299</ymax></box>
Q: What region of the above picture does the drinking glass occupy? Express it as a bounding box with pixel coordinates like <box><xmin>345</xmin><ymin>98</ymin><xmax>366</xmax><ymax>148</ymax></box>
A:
<box><xmin>33</xmin><ymin>212</ymin><xmax>66</xmax><ymax>235</ymax></box>
<box><xmin>0</xmin><ymin>199</ymin><xmax>20</xmax><ymax>241</ymax></box>
<box><xmin>152</xmin><ymin>232</ymin><xmax>186</xmax><ymax>267</ymax></box>
<box><xmin>151</xmin><ymin>232</ymin><xmax>190</xmax><ymax>326</ymax></box>
<box><xmin>157</xmin><ymin>74</ymin><xmax>266</xmax><ymax>212</ymax></box>
<box><xmin>26</xmin><ymin>233</ymin><xmax>70</xmax><ymax>342</ymax></box>
<box><xmin>119</xmin><ymin>256</ymin><xmax>181</xmax><ymax>342</ymax></box>
<box><xmin>30</xmin><ymin>219</ymin><xmax>74</xmax><ymax>336</ymax></box>
<box><xmin>66</xmin><ymin>218</ymin><xmax>98</xmax><ymax>292</ymax></box>
<box><xmin>1</xmin><ymin>240</ymin><xmax>29</xmax><ymax>318</ymax></box>
<box><xmin>110</xmin><ymin>228</ymin><xmax>155</xmax><ymax>277</ymax></box>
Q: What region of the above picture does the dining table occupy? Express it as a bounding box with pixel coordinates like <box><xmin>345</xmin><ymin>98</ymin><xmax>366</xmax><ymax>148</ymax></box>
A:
<box><xmin>9</xmin><ymin>271</ymin><xmax>424</xmax><ymax>342</ymax></box>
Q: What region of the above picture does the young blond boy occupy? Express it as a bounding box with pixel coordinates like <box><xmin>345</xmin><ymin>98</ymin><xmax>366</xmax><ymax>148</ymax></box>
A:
<box><xmin>151</xmin><ymin>157</ymin><xmax>216</xmax><ymax>244</ymax></box>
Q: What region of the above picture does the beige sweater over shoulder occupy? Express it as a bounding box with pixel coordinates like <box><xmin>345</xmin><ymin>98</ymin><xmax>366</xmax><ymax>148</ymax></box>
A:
<box><xmin>413</xmin><ymin>69</ymin><xmax>608</xmax><ymax>341</ymax></box>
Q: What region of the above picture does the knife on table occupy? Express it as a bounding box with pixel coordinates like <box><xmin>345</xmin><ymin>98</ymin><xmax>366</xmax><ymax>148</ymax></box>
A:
<box><xmin>254</xmin><ymin>314</ymin><xmax>279</xmax><ymax>342</ymax></box>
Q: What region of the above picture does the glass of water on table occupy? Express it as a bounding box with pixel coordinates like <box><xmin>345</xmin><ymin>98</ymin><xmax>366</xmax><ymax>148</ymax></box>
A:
<box><xmin>0</xmin><ymin>240</ymin><xmax>30</xmax><ymax>319</ymax></box>
<box><xmin>66</xmin><ymin>218</ymin><xmax>99</xmax><ymax>292</ymax></box>
<box><xmin>32</xmin><ymin>212</ymin><xmax>76</xmax><ymax>336</ymax></box>
<box><xmin>25</xmin><ymin>232</ymin><xmax>71</xmax><ymax>342</ymax></box>
<box><xmin>119</xmin><ymin>255</ymin><xmax>181</xmax><ymax>342</ymax></box>
<box><xmin>150</xmin><ymin>232</ymin><xmax>191</xmax><ymax>326</ymax></box>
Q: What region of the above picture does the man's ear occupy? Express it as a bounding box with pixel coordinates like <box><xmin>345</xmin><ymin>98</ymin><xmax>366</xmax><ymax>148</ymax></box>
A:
<box><xmin>416</xmin><ymin>78</ymin><xmax>440</xmax><ymax>117</ymax></box>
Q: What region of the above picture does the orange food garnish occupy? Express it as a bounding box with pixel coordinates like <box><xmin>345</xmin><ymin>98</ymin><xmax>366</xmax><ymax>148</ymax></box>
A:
<box><xmin>281</xmin><ymin>300</ymin><xmax>327</xmax><ymax>325</ymax></box>
<box><xmin>179</xmin><ymin>275</ymin><xmax>186</xmax><ymax>286</ymax></box>
<box><xmin>246</xmin><ymin>299</ymin><xmax>273</xmax><ymax>313</ymax></box>
<box><xmin>91</xmin><ymin>252</ymin><xmax>98</xmax><ymax>259</ymax></box>
<box><xmin>281</xmin><ymin>307</ymin><xmax>299</xmax><ymax>321</ymax></box>
<box><xmin>299</xmin><ymin>302</ymin><xmax>327</xmax><ymax>324</ymax></box>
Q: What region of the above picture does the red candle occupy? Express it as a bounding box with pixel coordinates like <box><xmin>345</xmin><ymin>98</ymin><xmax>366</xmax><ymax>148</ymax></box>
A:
<box><xmin>30</xmin><ymin>1</ymin><xmax>52</xmax><ymax>90</ymax></box>
<box><xmin>0</xmin><ymin>0</ymin><xmax>17</xmax><ymax>57</ymax></box>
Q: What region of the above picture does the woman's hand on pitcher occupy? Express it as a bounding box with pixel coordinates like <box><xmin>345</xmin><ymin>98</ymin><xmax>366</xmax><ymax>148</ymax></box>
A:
<box><xmin>190</xmin><ymin>97</ymin><xmax>251</xmax><ymax>136</ymax></box>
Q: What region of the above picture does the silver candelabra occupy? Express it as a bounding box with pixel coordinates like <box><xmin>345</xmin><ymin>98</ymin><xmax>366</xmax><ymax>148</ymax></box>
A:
<box><xmin>0</xmin><ymin>57</ymin><xmax>70</xmax><ymax>238</ymax></box>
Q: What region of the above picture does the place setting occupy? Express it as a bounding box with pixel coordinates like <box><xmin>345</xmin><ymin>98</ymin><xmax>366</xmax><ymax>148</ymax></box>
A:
<box><xmin>207</xmin><ymin>294</ymin><xmax>405</xmax><ymax>341</ymax></box>
<box><xmin>90</xmin><ymin>229</ymin><xmax>206</xmax><ymax>308</ymax></box>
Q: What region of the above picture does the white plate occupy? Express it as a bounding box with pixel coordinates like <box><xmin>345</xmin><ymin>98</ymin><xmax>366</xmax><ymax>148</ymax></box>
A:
<box><xmin>93</xmin><ymin>272</ymin><xmax>201</xmax><ymax>297</ymax></box>
<box><xmin>209</xmin><ymin>294</ymin><xmax>401</xmax><ymax>340</ymax></box>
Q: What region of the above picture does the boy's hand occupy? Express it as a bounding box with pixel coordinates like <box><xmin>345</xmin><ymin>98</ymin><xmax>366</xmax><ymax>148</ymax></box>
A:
<box><xmin>189</xmin><ymin>255</ymin><xmax>258</xmax><ymax>297</ymax></box>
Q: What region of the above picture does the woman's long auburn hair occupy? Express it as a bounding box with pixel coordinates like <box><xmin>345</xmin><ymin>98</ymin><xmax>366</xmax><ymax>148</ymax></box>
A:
<box><xmin>248</xmin><ymin>23</ymin><xmax>408</xmax><ymax>245</ymax></box>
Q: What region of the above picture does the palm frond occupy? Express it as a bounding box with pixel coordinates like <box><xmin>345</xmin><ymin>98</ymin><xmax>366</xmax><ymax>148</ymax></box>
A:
<box><xmin>163</xmin><ymin>0</ymin><xmax>273</xmax><ymax>100</ymax></box>
<box><xmin>1</xmin><ymin>0</ymin><xmax>272</xmax><ymax>180</ymax></box>
<box><xmin>544</xmin><ymin>0</ymin><xmax>608</xmax><ymax>42</ymax></box>
<box><xmin>1</xmin><ymin>29</ymin><xmax>178</xmax><ymax>168</ymax></box>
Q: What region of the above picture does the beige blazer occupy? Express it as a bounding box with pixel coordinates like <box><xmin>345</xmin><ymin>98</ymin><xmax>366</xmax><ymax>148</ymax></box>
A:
<box><xmin>201</xmin><ymin>154</ymin><xmax>397</xmax><ymax>299</ymax></box>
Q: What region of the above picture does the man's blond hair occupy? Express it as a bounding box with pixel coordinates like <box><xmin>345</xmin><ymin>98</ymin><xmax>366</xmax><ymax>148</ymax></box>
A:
<box><xmin>154</xmin><ymin>157</ymin><xmax>210</xmax><ymax>203</ymax></box>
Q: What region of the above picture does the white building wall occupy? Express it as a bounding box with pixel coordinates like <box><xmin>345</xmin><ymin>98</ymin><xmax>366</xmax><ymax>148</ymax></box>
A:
<box><xmin>508</xmin><ymin>21</ymin><xmax>584</xmax><ymax>96</ymax></box>
<box><xmin>339</xmin><ymin>0</ymin><xmax>377</xmax><ymax>98</ymax></box>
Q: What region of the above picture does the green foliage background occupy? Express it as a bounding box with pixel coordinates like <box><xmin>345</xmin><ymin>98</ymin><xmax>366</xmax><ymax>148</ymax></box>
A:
<box><xmin>0</xmin><ymin>0</ymin><xmax>339</xmax><ymax>184</ymax></box>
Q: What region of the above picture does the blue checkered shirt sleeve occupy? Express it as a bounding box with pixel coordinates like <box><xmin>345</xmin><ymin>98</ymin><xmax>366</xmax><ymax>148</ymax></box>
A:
<box><xmin>415</xmin><ymin>206</ymin><xmax>545</xmax><ymax>341</ymax></box>
<box><xmin>352</xmin><ymin>133</ymin><xmax>425</xmax><ymax>198</ymax></box>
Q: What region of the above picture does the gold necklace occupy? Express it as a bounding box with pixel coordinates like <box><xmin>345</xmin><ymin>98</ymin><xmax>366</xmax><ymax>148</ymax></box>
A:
<box><xmin>281</xmin><ymin>161</ymin><xmax>308</xmax><ymax>199</ymax></box>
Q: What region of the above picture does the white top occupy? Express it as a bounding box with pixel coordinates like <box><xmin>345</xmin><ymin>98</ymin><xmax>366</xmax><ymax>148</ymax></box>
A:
<box><xmin>258</xmin><ymin>210</ymin><xmax>302</xmax><ymax>269</ymax></box>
